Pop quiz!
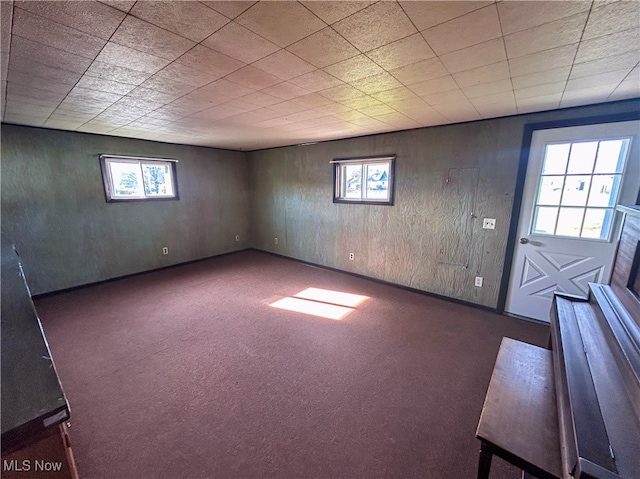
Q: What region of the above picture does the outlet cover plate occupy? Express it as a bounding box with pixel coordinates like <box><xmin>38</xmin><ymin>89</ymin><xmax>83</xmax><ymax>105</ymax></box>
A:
<box><xmin>483</xmin><ymin>218</ymin><xmax>496</xmax><ymax>229</ymax></box>
<box><xmin>475</xmin><ymin>276</ymin><xmax>483</xmax><ymax>287</ymax></box>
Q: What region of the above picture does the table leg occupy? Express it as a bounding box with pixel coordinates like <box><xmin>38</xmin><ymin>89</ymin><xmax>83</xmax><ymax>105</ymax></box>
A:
<box><xmin>478</xmin><ymin>441</ymin><xmax>493</xmax><ymax>479</ymax></box>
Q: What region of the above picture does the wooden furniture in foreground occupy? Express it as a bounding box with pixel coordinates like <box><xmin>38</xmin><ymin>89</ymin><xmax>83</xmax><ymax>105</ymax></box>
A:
<box><xmin>1</xmin><ymin>240</ymin><xmax>77</xmax><ymax>477</ymax></box>
<box><xmin>477</xmin><ymin>205</ymin><xmax>640</xmax><ymax>479</ymax></box>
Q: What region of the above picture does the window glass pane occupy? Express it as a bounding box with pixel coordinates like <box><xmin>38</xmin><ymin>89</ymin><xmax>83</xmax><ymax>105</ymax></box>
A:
<box><xmin>581</xmin><ymin>208</ymin><xmax>608</xmax><ymax>239</ymax></box>
<box><xmin>109</xmin><ymin>161</ymin><xmax>144</xmax><ymax>198</ymax></box>
<box><xmin>142</xmin><ymin>163</ymin><xmax>174</xmax><ymax>196</ymax></box>
<box><xmin>532</xmin><ymin>206</ymin><xmax>558</xmax><ymax>235</ymax></box>
<box><xmin>342</xmin><ymin>164</ymin><xmax>362</xmax><ymax>199</ymax></box>
<box><xmin>587</xmin><ymin>174</ymin><xmax>621</xmax><ymax>207</ymax></box>
<box><xmin>536</xmin><ymin>176</ymin><xmax>564</xmax><ymax>205</ymax></box>
<box><xmin>556</xmin><ymin>207</ymin><xmax>585</xmax><ymax>237</ymax></box>
<box><xmin>542</xmin><ymin>143</ymin><xmax>570</xmax><ymax>174</ymax></box>
<box><xmin>566</xmin><ymin>141</ymin><xmax>598</xmax><ymax>174</ymax></box>
<box><xmin>594</xmin><ymin>139</ymin><xmax>626</xmax><ymax>173</ymax></box>
<box><xmin>561</xmin><ymin>175</ymin><xmax>591</xmax><ymax>206</ymax></box>
<box><xmin>365</xmin><ymin>162</ymin><xmax>389</xmax><ymax>200</ymax></box>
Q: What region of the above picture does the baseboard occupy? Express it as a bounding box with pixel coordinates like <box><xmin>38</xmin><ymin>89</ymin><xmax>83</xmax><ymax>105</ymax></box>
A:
<box><xmin>31</xmin><ymin>248</ymin><xmax>252</xmax><ymax>300</ymax></box>
<box><xmin>249</xmin><ymin>248</ymin><xmax>499</xmax><ymax>315</ymax></box>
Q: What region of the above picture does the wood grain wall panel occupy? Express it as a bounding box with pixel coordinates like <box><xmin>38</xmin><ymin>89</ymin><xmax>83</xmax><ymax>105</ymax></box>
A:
<box><xmin>248</xmin><ymin>101</ymin><xmax>639</xmax><ymax>309</ymax></box>
<box><xmin>1</xmin><ymin>124</ymin><xmax>250</xmax><ymax>294</ymax></box>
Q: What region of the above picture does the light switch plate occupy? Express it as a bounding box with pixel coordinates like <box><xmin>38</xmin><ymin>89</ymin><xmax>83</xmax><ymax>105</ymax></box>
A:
<box><xmin>483</xmin><ymin>218</ymin><xmax>496</xmax><ymax>229</ymax></box>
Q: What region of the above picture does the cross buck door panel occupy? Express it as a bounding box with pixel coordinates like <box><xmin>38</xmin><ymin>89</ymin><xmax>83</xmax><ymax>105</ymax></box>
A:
<box><xmin>505</xmin><ymin>121</ymin><xmax>640</xmax><ymax>321</ymax></box>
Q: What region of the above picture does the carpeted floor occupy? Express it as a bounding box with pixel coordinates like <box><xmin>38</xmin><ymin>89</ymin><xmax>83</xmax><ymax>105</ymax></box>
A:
<box><xmin>35</xmin><ymin>250</ymin><xmax>549</xmax><ymax>479</ymax></box>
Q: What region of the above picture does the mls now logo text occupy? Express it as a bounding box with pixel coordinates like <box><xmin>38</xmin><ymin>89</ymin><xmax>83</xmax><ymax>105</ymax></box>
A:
<box><xmin>3</xmin><ymin>459</ymin><xmax>63</xmax><ymax>472</ymax></box>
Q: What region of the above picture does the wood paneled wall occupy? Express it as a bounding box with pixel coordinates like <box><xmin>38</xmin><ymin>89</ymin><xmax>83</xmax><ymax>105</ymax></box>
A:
<box><xmin>248</xmin><ymin>100</ymin><xmax>640</xmax><ymax>309</ymax></box>
<box><xmin>1</xmin><ymin>125</ymin><xmax>250</xmax><ymax>295</ymax></box>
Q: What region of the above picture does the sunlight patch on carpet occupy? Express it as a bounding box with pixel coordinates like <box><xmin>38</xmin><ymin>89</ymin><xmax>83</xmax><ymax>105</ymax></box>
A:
<box><xmin>269</xmin><ymin>288</ymin><xmax>369</xmax><ymax>320</ymax></box>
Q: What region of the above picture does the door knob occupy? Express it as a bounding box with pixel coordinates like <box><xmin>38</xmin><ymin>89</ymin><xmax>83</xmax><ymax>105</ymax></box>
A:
<box><xmin>520</xmin><ymin>238</ymin><xmax>529</xmax><ymax>244</ymax></box>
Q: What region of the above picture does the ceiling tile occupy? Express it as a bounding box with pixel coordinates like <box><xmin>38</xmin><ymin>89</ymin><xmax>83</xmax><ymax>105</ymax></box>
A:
<box><xmin>239</xmin><ymin>91</ymin><xmax>283</xmax><ymax>108</ymax></box>
<box><xmin>504</xmin><ymin>12</ymin><xmax>588</xmax><ymax>59</ymax></box>
<box><xmin>575</xmin><ymin>28</ymin><xmax>640</xmax><ymax>64</ymax></box>
<box><xmin>214</xmin><ymin>98</ymin><xmax>259</xmax><ymax>113</ymax></box>
<box><xmin>566</xmin><ymin>70</ymin><xmax>630</xmax><ymax>91</ymax></box>
<box><xmin>432</xmin><ymin>100</ymin><xmax>480</xmax><ymax>122</ymax></box>
<box><xmin>110</xmin><ymin>15</ymin><xmax>195</xmax><ymax>61</ymax></box>
<box><xmin>439</xmin><ymin>38</ymin><xmax>507</xmax><ymax>74</ymax></box>
<box><xmin>497</xmin><ymin>1</ymin><xmax>590</xmax><ymax>35</ymax></box>
<box><xmin>318</xmin><ymin>84</ymin><xmax>365</xmax><ymax>102</ymax></box>
<box><xmin>583</xmin><ymin>1</ymin><xmax>640</xmax><ymax>40</ymax></box>
<box><xmin>332</xmin><ymin>2</ymin><xmax>416</xmax><ymax>52</ymax></box>
<box><xmin>508</xmin><ymin>44</ymin><xmax>578</xmax><ymax>77</ymax></box>
<box><xmin>1</xmin><ymin>1</ymin><xmax>13</xmax><ymax>54</ymax></box>
<box><xmin>8</xmin><ymin>55</ymin><xmax>83</xmax><ymax>86</ymax></box>
<box><xmin>201</xmin><ymin>78</ymin><xmax>256</xmax><ymax>100</ymax></box>
<box><xmin>313</xmin><ymin>101</ymin><xmax>352</xmax><ymax>116</ymax></box>
<box><xmin>126</xmin><ymin>86</ymin><xmax>183</xmax><ymax>104</ymax></box>
<box><xmin>16</xmin><ymin>0</ymin><xmax>125</xmax><ymax>40</ymax></box>
<box><xmin>65</xmin><ymin>86</ymin><xmax>122</xmax><ymax>107</ymax></box>
<box><xmin>339</xmin><ymin>95</ymin><xmax>383</xmax><ymax>110</ymax></box>
<box><xmin>138</xmin><ymin>76</ymin><xmax>198</xmax><ymax>97</ymax></box>
<box><xmin>421</xmin><ymin>88</ymin><xmax>469</xmax><ymax>106</ymax></box>
<box><xmin>12</xmin><ymin>7</ymin><xmax>107</xmax><ymax>59</ymax></box>
<box><xmin>97</xmin><ymin>1</ymin><xmax>136</xmax><ymax>13</ymax></box>
<box><xmin>323</xmin><ymin>55</ymin><xmax>384</xmax><ymax>83</ymax></box>
<box><xmin>225</xmin><ymin>65</ymin><xmax>281</xmax><ymax>90</ymax></box>
<box><xmin>130</xmin><ymin>1</ymin><xmax>229</xmax><ymax>42</ymax></box>
<box><xmin>288</xmin><ymin>70</ymin><xmax>344</xmax><ymax>92</ymax></box>
<box><xmin>236</xmin><ymin>2</ymin><xmax>326</xmax><ymax>47</ymax></box>
<box><xmin>252</xmin><ymin>50</ymin><xmax>316</xmax><ymax>81</ymax></box>
<box><xmin>152</xmin><ymin>62</ymin><xmax>219</xmax><ymax>88</ymax></box>
<box><xmin>3</xmin><ymin>112</ymin><xmax>47</xmax><ymax>126</ymax></box>
<box><xmin>571</xmin><ymin>51</ymin><xmax>639</xmax><ymax>79</ymax></box>
<box><xmin>511</xmin><ymin>66</ymin><xmax>571</xmax><ymax>90</ymax></box>
<box><xmin>365</xmin><ymin>33</ymin><xmax>434</xmax><ymax>71</ymax></box>
<box><xmin>561</xmin><ymin>84</ymin><xmax>618</xmax><ymax>107</ymax></box>
<box><xmin>462</xmin><ymin>78</ymin><xmax>513</xmax><ymax>99</ymax></box>
<box><xmin>407</xmin><ymin>75</ymin><xmax>459</xmax><ymax>97</ymax></box>
<box><xmin>202</xmin><ymin>22</ymin><xmax>279</xmax><ymax>64</ymax></box>
<box><xmin>452</xmin><ymin>61</ymin><xmax>510</xmax><ymax>88</ymax></box>
<box><xmin>10</xmin><ymin>36</ymin><xmax>92</xmax><ymax>75</ymax></box>
<box><xmin>514</xmin><ymin>82</ymin><xmax>566</xmax><ymax>101</ymax></box>
<box><xmin>474</xmin><ymin>100</ymin><xmax>518</xmax><ymax>119</ymax></box>
<box><xmin>267</xmin><ymin>100</ymin><xmax>308</xmax><ymax>116</ymax></box>
<box><xmin>200</xmin><ymin>1</ymin><xmax>256</xmax><ymax>19</ymax></box>
<box><xmin>43</xmin><ymin>118</ymin><xmax>85</xmax><ymax>130</ymax></box>
<box><xmin>350</xmin><ymin>73</ymin><xmax>403</xmax><ymax>95</ymax></box>
<box><xmin>175</xmin><ymin>45</ymin><xmax>244</xmax><ymax>78</ymax></box>
<box><xmin>261</xmin><ymin>82</ymin><xmax>311</xmax><ymax>100</ymax></box>
<box><xmin>390</xmin><ymin>57</ymin><xmax>449</xmax><ymax>85</ymax></box>
<box><xmin>300</xmin><ymin>1</ymin><xmax>373</xmax><ymax>25</ymax></box>
<box><xmin>96</xmin><ymin>42</ymin><xmax>172</xmax><ymax>75</ymax></box>
<box><xmin>286</xmin><ymin>27</ymin><xmax>359</xmax><ymax>69</ymax></box>
<box><xmin>371</xmin><ymin>86</ymin><xmax>419</xmax><ymax>103</ymax></box>
<box><xmin>399</xmin><ymin>1</ymin><xmax>492</xmax><ymax>31</ymax></box>
<box><xmin>469</xmin><ymin>91</ymin><xmax>516</xmax><ymax>107</ymax></box>
<box><xmin>75</xmin><ymin>75</ymin><xmax>137</xmax><ymax>95</ymax></box>
<box><xmin>85</xmin><ymin>61</ymin><xmax>153</xmax><ymax>86</ymax></box>
<box><xmin>422</xmin><ymin>5</ymin><xmax>501</xmax><ymax>55</ymax></box>
<box><xmin>292</xmin><ymin>93</ymin><xmax>333</xmax><ymax>108</ymax></box>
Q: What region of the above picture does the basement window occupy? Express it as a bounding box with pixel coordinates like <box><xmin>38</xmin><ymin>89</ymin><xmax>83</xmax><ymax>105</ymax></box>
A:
<box><xmin>332</xmin><ymin>155</ymin><xmax>395</xmax><ymax>205</ymax></box>
<box><xmin>100</xmin><ymin>155</ymin><xmax>178</xmax><ymax>202</ymax></box>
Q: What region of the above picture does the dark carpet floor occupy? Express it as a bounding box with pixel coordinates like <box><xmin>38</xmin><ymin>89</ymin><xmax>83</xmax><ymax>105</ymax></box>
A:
<box><xmin>35</xmin><ymin>250</ymin><xmax>549</xmax><ymax>479</ymax></box>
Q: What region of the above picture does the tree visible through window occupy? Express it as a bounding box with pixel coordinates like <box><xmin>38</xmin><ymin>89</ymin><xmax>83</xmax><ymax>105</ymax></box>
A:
<box><xmin>100</xmin><ymin>155</ymin><xmax>178</xmax><ymax>202</ymax></box>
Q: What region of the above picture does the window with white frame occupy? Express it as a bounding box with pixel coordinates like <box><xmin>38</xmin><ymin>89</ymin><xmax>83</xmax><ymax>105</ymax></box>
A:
<box><xmin>531</xmin><ymin>138</ymin><xmax>631</xmax><ymax>240</ymax></box>
<box><xmin>100</xmin><ymin>155</ymin><xmax>178</xmax><ymax>202</ymax></box>
<box><xmin>332</xmin><ymin>156</ymin><xmax>395</xmax><ymax>205</ymax></box>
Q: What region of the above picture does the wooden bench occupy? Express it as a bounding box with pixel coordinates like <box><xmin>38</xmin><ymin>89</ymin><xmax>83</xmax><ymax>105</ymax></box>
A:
<box><xmin>476</xmin><ymin>337</ymin><xmax>562</xmax><ymax>479</ymax></box>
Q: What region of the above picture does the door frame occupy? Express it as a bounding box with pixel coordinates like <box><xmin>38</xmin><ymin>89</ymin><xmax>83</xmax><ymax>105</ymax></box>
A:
<box><xmin>496</xmin><ymin>106</ymin><xmax>640</xmax><ymax>315</ymax></box>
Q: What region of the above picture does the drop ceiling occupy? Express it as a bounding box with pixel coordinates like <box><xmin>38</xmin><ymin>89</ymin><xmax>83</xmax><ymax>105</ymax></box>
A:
<box><xmin>1</xmin><ymin>1</ymin><xmax>638</xmax><ymax>151</ymax></box>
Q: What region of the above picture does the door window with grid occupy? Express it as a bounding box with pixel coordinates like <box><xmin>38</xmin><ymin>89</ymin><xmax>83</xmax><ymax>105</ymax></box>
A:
<box><xmin>531</xmin><ymin>138</ymin><xmax>631</xmax><ymax>240</ymax></box>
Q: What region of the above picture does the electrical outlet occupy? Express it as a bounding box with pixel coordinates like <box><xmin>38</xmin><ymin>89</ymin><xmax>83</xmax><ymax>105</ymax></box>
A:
<box><xmin>274</xmin><ymin>237</ymin><xmax>278</xmax><ymax>245</ymax></box>
<box><xmin>483</xmin><ymin>218</ymin><xmax>496</xmax><ymax>229</ymax></box>
<box><xmin>235</xmin><ymin>235</ymin><xmax>240</xmax><ymax>242</ymax></box>
<box><xmin>475</xmin><ymin>276</ymin><xmax>483</xmax><ymax>287</ymax></box>
<box><xmin>162</xmin><ymin>247</ymin><xmax>169</xmax><ymax>255</ymax></box>
<box><xmin>349</xmin><ymin>252</ymin><xmax>354</xmax><ymax>260</ymax></box>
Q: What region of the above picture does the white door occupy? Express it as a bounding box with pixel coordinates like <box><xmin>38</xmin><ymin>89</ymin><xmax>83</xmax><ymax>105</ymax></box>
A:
<box><xmin>505</xmin><ymin>121</ymin><xmax>640</xmax><ymax>321</ymax></box>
